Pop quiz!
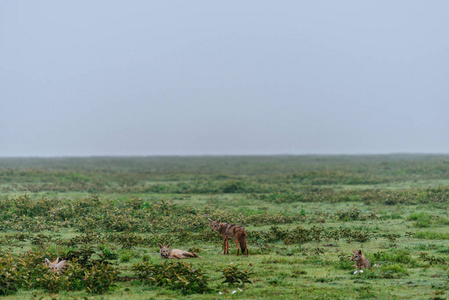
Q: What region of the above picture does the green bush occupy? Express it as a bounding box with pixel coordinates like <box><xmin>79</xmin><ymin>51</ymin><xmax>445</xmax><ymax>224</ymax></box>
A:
<box><xmin>336</xmin><ymin>252</ymin><xmax>354</xmax><ymax>270</ymax></box>
<box><xmin>420</xmin><ymin>252</ymin><xmax>446</xmax><ymax>265</ymax></box>
<box><xmin>336</xmin><ymin>208</ymin><xmax>376</xmax><ymax>221</ymax></box>
<box><xmin>413</xmin><ymin>231</ymin><xmax>449</xmax><ymax>240</ymax></box>
<box><xmin>363</xmin><ymin>264</ymin><xmax>409</xmax><ymax>279</ymax></box>
<box><xmin>33</xmin><ymin>266</ymin><xmax>64</xmax><ymax>293</ymax></box>
<box><xmin>222</xmin><ymin>263</ymin><xmax>253</xmax><ymax>287</ymax></box>
<box><xmin>378</xmin><ymin>264</ymin><xmax>409</xmax><ymax>278</ymax></box>
<box><xmin>84</xmin><ymin>264</ymin><xmax>118</xmax><ymax>294</ymax></box>
<box><xmin>132</xmin><ymin>260</ymin><xmax>210</xmax><ymax>295</ymax></box>
<box><xmin>336</xmin><ymin>208</ymin><xmax>361</xmax><ymax>221</ymax></box>
<box><xmin>65</xmin><ymin>245</ymin><xmax>96</xmax><ymax>267</ymax></box>
<box><xmin>119</xmin><ymin>249</ymin><xmax>133</xmax><ymax>263</ymax></box>
<box><xmin>372</xmin><ymin>249</ymin><xmax>412</xmax><ymax>264</ymax></box>
<box><xmin>0</xmin><ymin>255</ymin><xmax>21</xmax><ymax>296</ymax></box>
<box><xmin>0</xmin><ymin>249</ymin><xmax>118</xmax><ymax>294</ymax></box>
<box><xmin>407</xmin><ymin>212</ymin><xmax>449</xmax><ymax>228</ymax></box>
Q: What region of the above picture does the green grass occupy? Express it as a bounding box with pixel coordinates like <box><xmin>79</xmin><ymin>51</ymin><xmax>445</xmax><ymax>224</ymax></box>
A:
<box><xmin>1</xmin><ymin>155</ymin><xmax>449</xmax><ymax>299</ymax></box>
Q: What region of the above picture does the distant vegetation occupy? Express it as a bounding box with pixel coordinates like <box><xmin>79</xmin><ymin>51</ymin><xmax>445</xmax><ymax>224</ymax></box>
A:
<box><xmin>1</xmin><ymin>155</ymin><xmax>449</xmax><ymax>298</ymax></box>
<box><xmin>2</xmin><ymin>154</ymin><xmax>449</xmax><ymax>194</ymax></box>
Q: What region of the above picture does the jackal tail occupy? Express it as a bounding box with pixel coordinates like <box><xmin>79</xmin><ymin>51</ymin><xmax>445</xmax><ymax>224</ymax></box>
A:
<box><xmin>237</xmin><ymin>230</ymin><xmax>249</xmax><ymax>256</ymax></box>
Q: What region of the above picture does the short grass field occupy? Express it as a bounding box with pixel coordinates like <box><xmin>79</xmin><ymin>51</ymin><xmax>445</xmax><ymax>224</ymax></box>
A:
<box><xmin>1</xmin><ymin>155</ymin><xmax>449</xmax><ymax>299</ymax></box>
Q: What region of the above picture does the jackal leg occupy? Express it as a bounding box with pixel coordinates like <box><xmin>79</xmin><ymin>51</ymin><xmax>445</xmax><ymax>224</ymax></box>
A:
<box><xmin>223</xmin><ymin>238</ymin><xmax>227</xmax><ymax>254</ymax></box>
<box><xmin>236</xmin><ymin>239</ymin><xmax>240</xmax><ymax>256</ymax></box>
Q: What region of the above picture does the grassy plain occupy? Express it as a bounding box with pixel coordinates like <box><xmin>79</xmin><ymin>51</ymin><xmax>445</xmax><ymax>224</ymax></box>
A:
<box><xmin>1</xmin><ymin>155</ymin><xmax>449</xmax><ymax>299</ymax></box>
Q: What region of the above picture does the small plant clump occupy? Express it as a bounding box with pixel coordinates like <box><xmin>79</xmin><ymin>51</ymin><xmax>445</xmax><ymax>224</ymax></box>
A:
<box><xmin>221</xmin><ymin>263</ymin><xmax>253</xmax><ymax>287</ymax></box>
<box><xmin>362</xmin><ymin>264</ymin><xmax>410</xmax><ymax>279</ymax></box>
<box><xmin>420</xmin><ymin>252</ymin><xmax>447</xmax><ymax>265</ymax></box>
<box><xmin>132</xmin><ymin>260</ymin><xmax>210</xmax><ymax>295</ymax></box>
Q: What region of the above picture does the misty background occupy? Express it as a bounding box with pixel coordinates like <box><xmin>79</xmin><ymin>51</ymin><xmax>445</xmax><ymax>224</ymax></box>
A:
<box><xmin>1</xmin><ymin>1</ymin><xmax>448</xmax><ymax>156</ymax></box>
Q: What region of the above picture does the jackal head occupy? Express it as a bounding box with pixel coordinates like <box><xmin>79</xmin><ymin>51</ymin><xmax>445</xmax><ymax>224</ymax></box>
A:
<box><xmin>159</xmin><ymin>243</ymin><xmax>171</xmax><ymax>258</ymax></box>
<box><xmin>352</xmin><ymin>249</ymin><xmax>364</xmax><ymax>262</ymax></box>
<box><xmin>208</xmin><ymin>218</ymin><xmax>221</xmax><ymax>232</ymax></box>
<box><xmin>44</xmin><ymin>257</ymin><xmax>67</xmax><ymax>272</ymax></box>
<box><xmin>44</xmin><ymin>257</ymin><xmax>59</xmax><ymax>267</ymax></box>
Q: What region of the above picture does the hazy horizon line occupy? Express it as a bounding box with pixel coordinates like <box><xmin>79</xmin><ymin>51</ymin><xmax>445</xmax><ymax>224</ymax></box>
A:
<box><xmin>1</xmin><ymin>152</ymin><xmax>449</xmax><ymax>159</ymax></box>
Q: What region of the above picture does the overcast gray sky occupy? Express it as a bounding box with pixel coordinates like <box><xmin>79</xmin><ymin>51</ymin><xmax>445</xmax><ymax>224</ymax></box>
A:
<box><xmin>1</xmin><ymin>1</ymin><xmax>448</xmax><ymax>156</ymax></box>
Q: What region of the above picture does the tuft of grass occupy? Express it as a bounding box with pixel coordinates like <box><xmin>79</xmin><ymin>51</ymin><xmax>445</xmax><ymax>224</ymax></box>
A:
<box><xmin>362</xmin><ymin>264</ymin><xmax>409</xmax><ymax>279</ymax></box>
<box><xmin>372</xmin><ymin>249</ymin><xmax>413</xmax><ymax>264</ymax></box>
<box><xmin>413</xmin><ymin>231</ymin><xmax>449</xmax><ymax>240</ymax></box>
<box><xmin>407</xmin><ymin>212</ymin><xmax>449</xmax><ymax>228</ymax></box>
<box><xmin>119</xmin><ymin>249</ymin><xmax>134</xmax><ymax>263</ymax></box>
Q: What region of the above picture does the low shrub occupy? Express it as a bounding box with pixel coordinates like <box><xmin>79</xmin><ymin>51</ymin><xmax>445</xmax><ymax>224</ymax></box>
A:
<box><xmin>363</xmin><ymin>264</ymin><xmax>409</xmax><ymax>279</ymax></box>
<box><xmin>372</xmin><ymin>249</ymin><xmax>412</xmax><ymax>264</ymax></box>
<box><xmin>84</xmin><ymin>264</ymin><xmax>118</xmax><ymax>294</ymax></box>
<box><xmin>132</xmin><ymin>260</ymin><xmax>209</xmax><ymax>295</ymax></box>
<box><xmin>336</xmin><ymin>252</ymin><xmax>354</xmax><ymax>270</ymax></box>
<box><xmin>221</xmin><ymin>263</ymin><xmax>253</xmax><ymax>287</ymax></box>
<box><xmin>420</xmin><ymin>252</ymin><xmax>446</xmax><ymax>265</ymax></box>
<box><xmin>407</xmin><ymin>212</ymin><xmax>449</xmax><ymax>228</ymax></box>
<box><xmin>34</xmin><ymin>261</ymin><xmax>117</xmax><ymax>294</ymax></box>
<box><xmin>0</xmin><ymin>255</ymin><xmax>21</xmax><ymax>296</ymax></box>
<box><xmin>377</xmin><ymin>264</ymin><xmax>409</xmax><ymax>278</ymax></box>
<box><xmin>413</xmin><ymin>231</ymin><xmax>449</xmax><ymax>240</ymax></box>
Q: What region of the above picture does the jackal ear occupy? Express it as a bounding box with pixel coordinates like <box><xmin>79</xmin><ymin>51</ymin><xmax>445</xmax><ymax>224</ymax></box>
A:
<box><xmin>45</xmin><ymin>258</ymin><xmax>51</xmax><ymax>265</ymax></box>
<box><xmin>352</xmin><ymin>249</ymin><xmax>357</xmax><ymax>253</ymax></box>
<box><xmin>217</xmin><ymin>218</ymin><xmax>221</xmax><ymax>223</ymax></box>
<box><xmin>208</xmin><ymin>218</ymin><xmax>212</xmax><ymax>223</ymax></box>
<box><xmin>358</xmin><ymin>250</ymin><xmax>362</xmax><ymax>254</ymax></box>
<box><xmin>166</xmin><ymin>243</ymin><xmax>171</xmax><ymax>248</ymax></box>
<box><xmin>158</xmin><ymin>243</ymin><xmax>163</xmax><ymax>249</ymax></box>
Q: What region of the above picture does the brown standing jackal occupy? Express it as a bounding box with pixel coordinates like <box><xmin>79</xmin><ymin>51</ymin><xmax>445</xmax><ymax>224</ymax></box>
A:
<box><xmin>158</xmin><ymin>243</ymin><xmax>201</xmax><ymax>259</ymax></box>
<box><xmin>44</xmin><ymin>257</ymin><xmax>68</xmax><ymax>272</ymax></box>
<box><xmin>352</xmin><ymin>249</ymin><xmax>371</xmax><ymax>269</ymax></box>
<box><xmin>208</xmin><ymin>218</ymin><xmax>249</xmax><ymax>256</ymax></box>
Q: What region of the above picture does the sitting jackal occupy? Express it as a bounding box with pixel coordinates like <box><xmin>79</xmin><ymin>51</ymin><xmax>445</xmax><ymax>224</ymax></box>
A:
<box><xmin>158</xmin><ymin>243</ymin><xmax>201</xmax><ymax>259</ymax></box>
<box><xmin>352</xmin><ymin>249</ymin><xmax>371</xmax><ymax>269</ymax></box>
<box><xmin>208</xmin><ymin>218</ymin><xmax>248</xmax><ymax>256</ymax></box>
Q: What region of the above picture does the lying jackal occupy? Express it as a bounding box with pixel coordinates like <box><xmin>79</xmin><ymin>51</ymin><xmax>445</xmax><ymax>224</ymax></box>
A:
<box><xmin>352</xmin><ymin>249</ymin><xmax>371</xmax><ymax>269</ymax></box>
<box><xmin>208</xmin><ymin>218</ymin><xmax>248</xmax><ymax>256</ymax></box>
<box><xmin>158</xmin><ymin>243</ymin><xmax>201</xmax><ymax>259</ymax></box>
